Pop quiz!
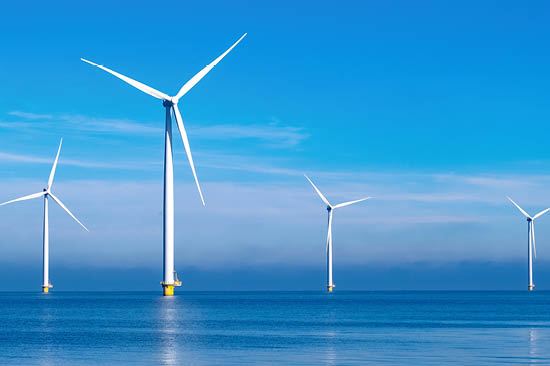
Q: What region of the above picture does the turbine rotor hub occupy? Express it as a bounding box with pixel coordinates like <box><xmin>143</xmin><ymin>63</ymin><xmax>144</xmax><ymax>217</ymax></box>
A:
<box><xmin>162</xmin><ymin>99</ymin><xmax>173</xmax><ymax>107</ymax></box>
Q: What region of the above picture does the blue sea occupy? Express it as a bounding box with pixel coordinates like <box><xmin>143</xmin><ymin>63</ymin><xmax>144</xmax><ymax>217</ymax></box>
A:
<box><xmin>1</xmin><ymin>291</ymin><xmax>550</xmax><ymax>365</ymax></box>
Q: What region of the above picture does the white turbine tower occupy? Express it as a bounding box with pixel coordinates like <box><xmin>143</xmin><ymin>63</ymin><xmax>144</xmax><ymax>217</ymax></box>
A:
<box><xmin>305</xmin><ymin>175</ymin><xmax>371</xmax><ymax>292</ymax></box>
<box><xmin>0</xmin><ymin>139</ymin><xmax>88</xmax><ymax>293</ymax></box>
<box><xmin>507</xmin><ymin>197</ymin><xmax>550</xmax><ymax>291</ymax></box>
<box><xmin>81</xmin><ymin>34</ymin><xmax>246</xmax><ymax>296</ymax></box>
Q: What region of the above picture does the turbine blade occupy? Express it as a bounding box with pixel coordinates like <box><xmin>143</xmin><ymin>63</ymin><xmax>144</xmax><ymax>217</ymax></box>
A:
<box><xmin>172</xmin><ymin>104</ymin><xmax>205</xmax><ymax>206</ymax></box>
<box><xmin>173</xmin><ymin>33</ymin><xmax>247</xmax><ymax>101</ymax></box>
<box><xmin>531</xmin><ymin>221</ymin><xmax>537</xmax><ymax>259</ymax></box>
<box><xmin>47</xmin><ymin>138</ymin><xmax>63</xmax><ymax>190</ymax></box>
<box><xmin>81</xmin><ymin>58</ymin><xmax>170</xmax><ymax>100</ymax></box>
<box><xmin>304</xmin><ymin>175</ymin><xmax>331</xmax><ymax>207</ymax></box>
<box><xmin>49</xmin><ymin>193</ymin><xmax>89</xmax><ymax>232</ymax></box>
<box><xmin>533</xmin><ymin>208</ymin><xmax>550</xmax><ymax>220</ymax></box>
<box><xmin>333</xmin><ymin>197</ymin><xmax>372</xmax><ymax>209</ymax></box>
<box><xmin>0</xmin><ymin>191</ymin><xmax>45</xmax><ymax>207</ymax></box>
<box><xmin>507</xmin><ymin>196</ymin><xmax>531</xmax><ymax>219</ymax></box>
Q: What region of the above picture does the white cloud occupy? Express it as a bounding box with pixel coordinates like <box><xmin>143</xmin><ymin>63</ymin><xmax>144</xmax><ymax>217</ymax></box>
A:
<box><xmin>0</xmin><ymin>151</ymin><xmax>158</xmax><ymax>170</ymax></box>
<box><xmin>5</xmin><ymin>111</ymin><xmax>308</xmax><ymax>148</ymax></box>
<box><xmin>435</xmin><ymin>173</ymin><xmax>540</xmax><ymax>190</ymax></box>
<box><xmin>58</xmin><ymin>114</ymin><xmax>162</xmax><ymax>135</ymax></box>
<box><xmin>189</xmin><ymin>123</ymin><xmax>308</xmax><ymax>148</ymax></box>
<box><xmin>9</xmin><ymin>111</ymin><xmax>53</xmax><ymax>120</ymax></box>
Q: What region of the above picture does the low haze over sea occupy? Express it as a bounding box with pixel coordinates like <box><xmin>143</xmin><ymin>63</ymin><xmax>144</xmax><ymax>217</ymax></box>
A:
<box><xmin>1</xmin><ymin>291</ymin><xmax>550</xmax><ymax>365</ymax></box>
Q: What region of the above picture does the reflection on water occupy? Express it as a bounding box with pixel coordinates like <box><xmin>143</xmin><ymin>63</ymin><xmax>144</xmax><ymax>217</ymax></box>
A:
<box><xmin>322</xmin><ymin>330</ymin><xmax>337</xmax><ymax>366</ymax></box>
<box><xmin>158</xmin><ymin>297</ymin><xmax>178</xmax><ymax>366</ymax></box>
<box><xmin>38</xmin><ymin>299</ymin><xmax>55</xmax><ymax>366</ymax></box>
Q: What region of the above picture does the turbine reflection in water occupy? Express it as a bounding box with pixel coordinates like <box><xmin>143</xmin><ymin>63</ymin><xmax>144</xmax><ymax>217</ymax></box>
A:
<box><xmin>158</xmin><ymin>297</ymin><xmax>178</xmax><ymax>366</ymax></box>
<box><xmin>38</xmin><ymin>298</ymin><xmax>55</xmax><ymax>366</ymax></box>
<box><xmin>322</xmin><ymin>329</ymin><xmax>337</xmax><ymax>366</ymax></box>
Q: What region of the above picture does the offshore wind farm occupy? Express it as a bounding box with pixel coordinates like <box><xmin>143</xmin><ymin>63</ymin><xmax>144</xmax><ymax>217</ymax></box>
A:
<box><xmin>3</xmin><ymin>1</ymin><xmax>550</xmax><ymax>365</ymax></box>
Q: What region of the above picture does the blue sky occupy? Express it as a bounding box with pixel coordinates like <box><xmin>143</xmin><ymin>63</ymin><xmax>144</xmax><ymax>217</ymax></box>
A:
<box><xmin>1</xmin><ymin>1</ymin><xmax>550</xmax><ymax>290</ymax></box>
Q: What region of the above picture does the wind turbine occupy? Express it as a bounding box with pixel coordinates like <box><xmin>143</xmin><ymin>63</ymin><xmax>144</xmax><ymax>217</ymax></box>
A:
<box><xmin>0</xmin><ymin>139</ymin><xmax>88</xmax><ymax>293</ymax></box>
<box><xmin>81</xmin><ymin>34</ymin><xmax>246</xmax><ymax>296</ymax></box>
<box><xmin>507</xmin><ymin>197</ymin><xmax>550</xmax><ymax>291</ymax></box>
<box><xmin>305</xmin><ymin>175</ymin><xmax>371</xmax><ymax>292</ymax></box>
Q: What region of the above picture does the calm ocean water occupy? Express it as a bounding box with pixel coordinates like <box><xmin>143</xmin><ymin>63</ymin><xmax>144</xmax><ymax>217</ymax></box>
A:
<box><xmin>1</xmin><ymin>291</ymin><xmax>549</xmax><ymax>365</ymax></box>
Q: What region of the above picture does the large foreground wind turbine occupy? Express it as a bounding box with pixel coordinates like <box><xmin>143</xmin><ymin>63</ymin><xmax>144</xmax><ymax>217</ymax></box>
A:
<box><xmin>305</xmin><ymin>175</ymin><xmax>371</xmax><ymax>292</ymax></box>
<box><xmin>81</xmin><ymin>34</ymin><xmax>246</xmax><ymax>296</ymax></box>
<box><xmin>0</xmin><ymin>139</ymin><xmax>88</xmax><ymax>293</ymax></box>
<box><xmin>507</xmin><ymin>197</ymin><xmax>550</xmax><ymax>291</ymax></box>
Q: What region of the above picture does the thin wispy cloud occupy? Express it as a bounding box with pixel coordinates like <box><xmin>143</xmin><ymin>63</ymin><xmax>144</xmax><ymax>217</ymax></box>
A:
<box><xmin>0</xmin><ymin>121</ymin><xmax>35</xmax><ymax>129</ymax></box>
<box><xmin>194</xmin><ymin>151</ymin><xmax>550</xmax><ymax>205</ymax></box>
<box><xmin>4</xmin><ymin>111</ymin><xmax>166</xmax><ymax>136</ymax></box>
<box><xmin>195</xmin><ymin>151</ymin><xmax>304</xmax><ymax>176</ymax></box>
<box><xmin>1</xmin><ymin>132</ymin><xmax>547</xmax><ymax>209</ymax></box>
<box><xmin>59</xmin><ymin>114</ymin><xmax>162</xmax><ymax>135</ymax></box>
<box><xmin>8</xmin><ymin>111</ymin><xmax>53</xmax><ymax>120</ymax></box>
<box><xmin>347</xmin><ymin>215</ymin><xmax>488</xmax><ymax>224</ymax></box>
<box><xmin>434</xmin><ymin>173</ymin><xmax>540</xmax><ymax>190</ymax></box>
<box><xmin>0</xmin><ymin>151</ymin><xmax>158</xmax><ymax>170</ymax></box>
<box><xmin>189</xmin><ymin>123</ymin><xmax>308</xmax><ymax>148</ymax></box>
<box><xmin>5</xmin><ymin>111</ymin><xmax>309</xmax><ymax>149</ymax></box>
<box><xmin>378</xmin><ymin>192</ymin><xmax>489</xmax><ymax>203</ymax></box>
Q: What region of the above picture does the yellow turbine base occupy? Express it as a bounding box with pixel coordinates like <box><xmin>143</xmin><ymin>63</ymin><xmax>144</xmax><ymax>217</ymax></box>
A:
<box><xmin>163</xmin><ymin>285</ymin><xmax>174</xmax><ymax>296</ymax></box>
<box><xmin>42</xmin><ymin>287</ymin><xmax>49</xmax><ymax>293</ymax></box>
<box><xmin>327</xmin><ymin>285</ymin><xmax>334</xmax><ymax>293</ymax></box>
<box><xmin>529</xmin><ymin>285</ymin><xmax>534</xmax><ymax>291</ymax></box>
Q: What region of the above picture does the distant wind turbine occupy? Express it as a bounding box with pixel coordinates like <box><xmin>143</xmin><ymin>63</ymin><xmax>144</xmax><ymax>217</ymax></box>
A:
<box><xmin>305</xmin><ymin>175</ymin><xmax>371</xmax><ymax>292</ymax></box>
<box><xmin>507</xmin><ymin>196</ymin><xmax>550</xmax><ymax>291</ymax></box>
<box><xmin>0</xmin><ymin>139</ymin><xmax>88</xmax><ymax>293</ymax></box>
<box><xmin>81</xmin><ymin>34</ymin><xmax>246</xmax><ymax>296</ymax></box>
